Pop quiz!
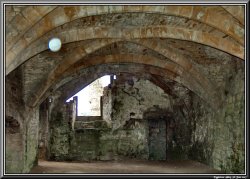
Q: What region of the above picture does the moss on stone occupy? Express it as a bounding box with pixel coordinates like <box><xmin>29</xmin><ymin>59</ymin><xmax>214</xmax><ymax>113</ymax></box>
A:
<box><xmin>188</xmin><ymin>141</ymin><xmax>212</xmax><ymax>164</ymax></box>
<box><xmin>219</xmin><ymin>142</ymin><xmax>244</xmax><ymax>173</ymax></box>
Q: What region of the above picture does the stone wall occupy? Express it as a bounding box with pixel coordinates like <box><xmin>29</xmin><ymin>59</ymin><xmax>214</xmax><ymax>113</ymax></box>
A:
<box><xmin>70</xmin><ymin>116</ymin><xmax>105</xmax><ymax>161</ymax></box>
<box><xmin>48</xmin><ymin>76</ymin><xmax>172</xmax><ymax>161</ymax></box>
<box><xmin>102</xmin><ymin>85</ymin><xmax>112</xmax><ymax>126</ymax></box>
<box><xmin>49</xmin><ymin>105</ymin><xmax>71</xmax><ymax>160</ymax></box>
<box><xmin>212</xmin><ymin>62</ymin><xmax>244</xmax><ymax>173</ymax></box>
<box><xmin>23</xmin><ymin>107</ymin><xmax>39</xmax><ymax>172</ymax></box>
<box><xmin>100</xmin><ymin>76</ymin><xmax>173</xmax><ymax>160</ymax></box>
<box><xmin>6</xmin><ymin>68</ymin><xmax>40</xmax><ymax>173</ymax></box>
<box><xmin>70</xmin><ymin>129</ymin><xmax>100</xmax><ymax>161</ymax></box>
<box><xmin>5</xmin><ymin>68</ymin><xmax>25</xmax><ymax>173</ymax></box>
<box><xmin>106</xmin><ymin>72</ymin><xmax>245</xmax><ymax>173</ymax></box>
<box><xmin>187</xmin><ymin>59</ymin><xmax>245</xmax><ymax>173</ymax></box>
<box><xmin>38</xmin><ymin>100</ymin><xmax>49</xmax><ymax>160</ymax></box>
<box><xmin>46</xmin><ymin>65</ymin><xmax>244</xmax><ymax>173</ymax></box>
<box><xmin>6</xmin><ymin>116</ymin><xmax>23</xmax><ymax>173</ymax></box>
<box><xmin>110</xmin><ymin>76</ymin><xmax>172</xmax><ymax>130</ymax></box>
<box><xmin>103</xmin><ymin>76</ymin><xmax>198</xmax><ymax>161</ymax></box>
<box><xmin>66</xmin><ymin>96</ymin><xmax>77</xmax><ymax>130</ymax></box>
<box><xmin>48</xmin><ymin>76</ymin><xmax>199</xmax><ymax>162</ymax></box>
<box><xmin>48</xmin><ymin>100</ymin><xmax>101</xmax><ymax>161</ymax></box>
<box><xmin>99</xmin><ymin>120</ymin><xmax>149</xmax><ymax>160</ymax></box>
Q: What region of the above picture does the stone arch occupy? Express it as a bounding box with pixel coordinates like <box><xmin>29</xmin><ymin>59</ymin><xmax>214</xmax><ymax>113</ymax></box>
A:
<box><xmin>221</xmin><ymin>6</ymin><xmax>244</xmax><ymax>25</ymax></box>
<box><xmin>49</xmin><ymin>64</ymin><xmax>181</xmax><ymax>103</ymax></box>
<box><xmin>6</xmin><ymin>5</ymin><xmax>244</xmax><ymax>74</ymax></box>
<box><xmin>7</xmin><ymin>5</ymin><xmax>243</xmax><ymax>53</ymax></box>
<box><xmin>29</xmin><ymin>55</ymin><xmax>220</xmax><ymax>109</ymax></box>
<box><xmin>7</xmin><ymin>24</ymin><xmax>243</xmax><ymax>75</ymax></box>
<box><xmin>6</xmin><ymin>6</ymin><xmax>57</xmax><ymax>50</ymax></box>
<box><xmin>26</xmin><ymin>39</ymin><xmax>220</xmax><ymax>110</ymax></box>
<box><xmin>40</xmin><ymin>38</ymin><xmax>211</xmax><ymax>90</ymax></box>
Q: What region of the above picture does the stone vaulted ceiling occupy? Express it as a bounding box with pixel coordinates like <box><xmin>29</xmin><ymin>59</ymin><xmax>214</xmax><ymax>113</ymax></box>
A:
<box><xmin>5</xmin><ymin>5</ymin><xmax>245</xmax><ymax>109</ymax></box>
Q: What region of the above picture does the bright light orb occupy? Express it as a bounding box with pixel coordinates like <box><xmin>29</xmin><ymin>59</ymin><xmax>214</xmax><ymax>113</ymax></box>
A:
<box><xmin>48</xmin><ymin>38</ymin><xmax>61</xmax><ymax>52</ymax></box>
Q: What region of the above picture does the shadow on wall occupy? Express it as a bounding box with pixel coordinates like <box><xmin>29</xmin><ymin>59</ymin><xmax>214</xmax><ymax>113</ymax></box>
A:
<box><xmin>6</xmin><ymin>116</ymin><xmax>23</xmax><ymax>173</ymax></box>
<box><xmin>143</xmin><ymin>107</ymin><xmax>176</xmax><ymax>161</ymax></box>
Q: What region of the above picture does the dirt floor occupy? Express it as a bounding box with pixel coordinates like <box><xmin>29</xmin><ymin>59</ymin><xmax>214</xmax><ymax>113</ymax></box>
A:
<box><xmin>30</xmin><ymin>159</ymin><xmax>223</xmax><ymax>174</ymax></box>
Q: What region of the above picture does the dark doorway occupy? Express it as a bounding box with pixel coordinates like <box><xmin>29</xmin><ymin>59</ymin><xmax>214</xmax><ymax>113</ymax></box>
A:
<box><xmin>148</xmin><ymin>119</ymin><xmax>166</xmax><ymax>160</ymax></box>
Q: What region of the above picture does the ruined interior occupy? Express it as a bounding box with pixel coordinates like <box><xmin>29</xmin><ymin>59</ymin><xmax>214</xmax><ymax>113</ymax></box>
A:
<box><xmin>4</xmin><ymin>5</ymin><xmax>245</xmax><ymax>174</ymax></box>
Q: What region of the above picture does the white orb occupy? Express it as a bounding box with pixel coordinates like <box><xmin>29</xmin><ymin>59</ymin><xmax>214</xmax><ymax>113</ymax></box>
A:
<box><xmin>48</xmin><ymin>38</ymin><xmax>61</xmax><ymax>52</ymax></box>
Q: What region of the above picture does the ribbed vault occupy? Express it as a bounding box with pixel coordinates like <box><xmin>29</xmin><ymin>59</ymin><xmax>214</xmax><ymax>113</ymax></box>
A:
<box><xmin>6</xmin><ymin>6</ymin><xmax>244</xmax><ymax>110</ymax></box>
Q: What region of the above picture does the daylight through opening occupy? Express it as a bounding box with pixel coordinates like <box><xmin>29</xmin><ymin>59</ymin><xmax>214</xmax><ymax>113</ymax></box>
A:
<box><xmin>66</xmin><ymin>75</ymin><xmax>114</xmax><ymax>116</ymax></box>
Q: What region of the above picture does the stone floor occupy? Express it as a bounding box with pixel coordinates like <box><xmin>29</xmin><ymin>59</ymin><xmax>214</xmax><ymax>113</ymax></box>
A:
<box><xmin>30</xmin><ymin>159</ymin><xmax>223</xmax><ymax>174</ymax></box>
